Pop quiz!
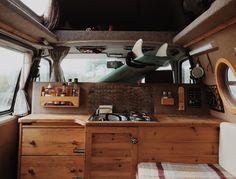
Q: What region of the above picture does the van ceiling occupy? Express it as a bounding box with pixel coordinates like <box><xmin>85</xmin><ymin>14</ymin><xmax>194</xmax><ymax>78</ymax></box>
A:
<box><xmin>56</xmin><ymin>0</ymin><xmax>201</xmax><ymax>31</ymax></box>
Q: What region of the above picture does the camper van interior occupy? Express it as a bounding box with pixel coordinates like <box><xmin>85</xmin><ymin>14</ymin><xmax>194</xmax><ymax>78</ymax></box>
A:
<box><xmin>1</xmin><ymin>0</ymin><xmax>236</xmax><ymax>178</ymax></box>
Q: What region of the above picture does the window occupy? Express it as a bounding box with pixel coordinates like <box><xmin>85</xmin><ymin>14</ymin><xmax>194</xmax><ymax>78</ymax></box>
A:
<box><xmin>36</xmin><ymin>58</ymin><xmax>51</xmax><ymax>82</ymax></box>
<box><xmin>226</xmin><ymin>67</ymin><xmax>236</xmax><ymax>99</ymax></box>
<box><xmin>215</xmin><ymin>58</ymin><xmax>236</xmax><ymax>114</ymax></box>
<box><xmin>0</xmin><ymin>47</ymin><xmax>24</xmax><ymax>113</ymax></box>
<box><xmin>20</xmin><ymin>0</ymin><xmax>51</xmax><ymax>16</ymax></box>
<box><xmin>61</xmin><ymin>54</ymin><xmax>124</xmax><ymax>82</ymax></box>
<box><xmin>181</xmin><ymin>60</ymin><xmax>191</xmax><ymax>84</ymax></box>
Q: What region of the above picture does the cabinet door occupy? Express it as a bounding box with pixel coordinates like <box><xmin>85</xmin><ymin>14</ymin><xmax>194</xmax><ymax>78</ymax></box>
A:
<box><xmin>138</xmin><ymin>127</ymin><xmax>219</xmax><ymax>164</ymax></box>
<box><xmin>85</xmin><ymin>127</ymin><xmax>138</xmax><ymax>179</ymax></box>
<box><xmin>22</xmin><ymin>127</ymin><xmax>85</xmax><ymax>155</ymax></box>
<box><xmin>20</xmin><ymin>156</ymin><xmax>84</xmax><ymax>179</ymax></box>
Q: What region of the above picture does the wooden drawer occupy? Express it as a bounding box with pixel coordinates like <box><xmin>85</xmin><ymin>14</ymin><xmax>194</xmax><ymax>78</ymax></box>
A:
<box><xmin>22</xmin><ymin>127</ymin><xmax>85</xmax><ymax>155</ymax></box>
<box><xmin>20</xmin><ymin>156</ymin><xmax>84</xmax><ymax>179</ymax></box>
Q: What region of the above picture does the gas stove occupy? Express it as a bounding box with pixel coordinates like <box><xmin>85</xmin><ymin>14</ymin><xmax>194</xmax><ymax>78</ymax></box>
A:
<box><xmin>89</xmin><ymin>111</ymin><xmax>158</xmax><ymax>122</ymax></box>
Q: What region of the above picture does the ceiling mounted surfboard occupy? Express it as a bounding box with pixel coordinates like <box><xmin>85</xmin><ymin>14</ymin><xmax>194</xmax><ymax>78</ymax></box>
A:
<box><xmin>99</xmin><ymin>39</ymin><xmax>171</xmax><ymax>83</ymax></box>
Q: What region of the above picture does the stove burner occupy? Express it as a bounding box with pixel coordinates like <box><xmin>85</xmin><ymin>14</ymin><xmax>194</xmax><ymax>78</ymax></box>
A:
<box><xmin>89</xmin><ymin>111</ymin><xmax>157</xmax><ymax>122</ymax></box>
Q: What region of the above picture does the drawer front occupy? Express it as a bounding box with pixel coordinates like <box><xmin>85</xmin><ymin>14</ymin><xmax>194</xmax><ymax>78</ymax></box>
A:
<box><xmin>22</xmin><ymin>127</ymin><xmax>85</xmax><ymax>155</ymax></box>
<box><xmin>20</xmin><ymin>156</ymin><xmax>84</xmax><ymax>179</ymax></box>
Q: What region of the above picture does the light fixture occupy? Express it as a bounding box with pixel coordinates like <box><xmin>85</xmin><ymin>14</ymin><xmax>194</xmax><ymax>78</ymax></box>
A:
<box><xmin>189</xmin><ymin>42</ymin><xmax>217</xmax><ymax>56</ymax></box>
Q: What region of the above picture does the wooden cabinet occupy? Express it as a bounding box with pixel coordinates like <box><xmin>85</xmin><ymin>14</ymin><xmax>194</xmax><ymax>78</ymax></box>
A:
<box><xmin>138</xmin><ymin>126</ymin><xmax>219</xmax><ymax>164</ymax></box>
<box><xmin>85</xmin><ymin>126</ymin><xmax>219</xmax><ymax>179</ymax></box>
<box><xmin>19</xmin><ymin>123</ymin><xmax>85</xmax><ymax>179</ymax></box>
<box><xmin>85</xmin><ymin>127</ymin><xmax>138</xmax><ymax>179</ymax></box>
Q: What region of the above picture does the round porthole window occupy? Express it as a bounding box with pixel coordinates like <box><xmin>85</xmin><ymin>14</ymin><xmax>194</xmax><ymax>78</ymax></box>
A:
<box><xmin>215</xmin><ymin>58</ymin><xmax>236</xmax><ymax>114</ymax></box>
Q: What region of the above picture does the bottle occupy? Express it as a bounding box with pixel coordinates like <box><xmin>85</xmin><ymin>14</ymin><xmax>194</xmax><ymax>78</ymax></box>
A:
<box><xmin>72</xmin><ymin>78</ymin><xmax>78</xmax><ymax>96</ymax></box>
<box><xmin>60</xmin><ymin>83</ymin><xmax>67</xmax><ymax>105</ymax></box>
<box><xmin>162</xmin><ymin>91</ymin><xmax>168</xmax><ymax>99</ymax></box>
<box><xmin>167</xmin><ymin>91</ymin><xmax>172</xmax><ymax>98</ymax></box>
<box><xmin>41</xmin><ymin>86</ymin><xmax>45</xmax><ymax>96</ymax></box>
<box><xmin>66</xmin><ymin>79</ymin><xmax>73</xmax><ymax>96</ymax></box>
<box><xmin>45</xmin><ymin>83</ymin><xmax>53</xmax><ymax>96</ymax></box>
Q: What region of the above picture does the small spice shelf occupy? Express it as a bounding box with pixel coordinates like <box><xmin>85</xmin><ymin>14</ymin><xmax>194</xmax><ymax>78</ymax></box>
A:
<box><xmin>40</xmin><ymin>96</ymin><xmax>80</xmax><ymax>108</ymax></box>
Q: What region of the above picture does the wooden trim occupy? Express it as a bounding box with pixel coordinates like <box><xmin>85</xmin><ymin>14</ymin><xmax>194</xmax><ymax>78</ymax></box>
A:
<box><xmin>215</xmin><ymin>58</ymin><xmax>236</xmax><ymax>114</ymax></box>
<box><xmin>17</xmin><ymin>123</ymin><xmax>23</xmax><ymax>179</ymax></box>
<box><xmin>184</xmin><ymin>17</ymin><xmax>236</xmax><ymax>48</ymax></box>
<box><xmin>0</xmin><ymin>21</ymin><xmax>38</xmax><ymax>43</ymax></box>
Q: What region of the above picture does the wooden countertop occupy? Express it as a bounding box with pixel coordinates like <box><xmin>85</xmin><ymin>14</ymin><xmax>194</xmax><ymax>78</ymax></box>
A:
<box><xmin>19</xmin><ymin>114</ymin><xmax>224</xmax><ymax>127</ymax></box>
<box><xmin>85</xmin><ymin>114</ymin><xmax>224</xmax><ymax>127</ymax></box>
<box><xmin>18</xmin><ymin>114</ymin><xmax>91</xmax><ymax>126</ymax></box>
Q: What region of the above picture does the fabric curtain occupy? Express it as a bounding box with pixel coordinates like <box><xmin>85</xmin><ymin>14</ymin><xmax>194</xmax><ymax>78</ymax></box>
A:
<box><xmin>13</xmin><ymin>52</ymin><xmax>32</xmax><ymax>116</ymax></box>
<box><xmin>44</xmin><ymin>0</ymin><xmax>60</xmax><ymax>31</ymax></box>
<box><xmin>49</xmin><ymin>46</ymin><xmax>70</xmax><ymax>82</ymax></box>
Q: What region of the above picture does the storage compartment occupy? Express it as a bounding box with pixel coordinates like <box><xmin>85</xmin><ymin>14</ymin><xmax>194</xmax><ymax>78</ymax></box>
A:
<box><xmin>20</xmin><ymin>156</ymin><xmax>84</xmax><ymax>179</ymax></box>
<box><xmin>22</xmin><ymin>127</ymin><xmax>85</xmax><ymax>155</ymax></box>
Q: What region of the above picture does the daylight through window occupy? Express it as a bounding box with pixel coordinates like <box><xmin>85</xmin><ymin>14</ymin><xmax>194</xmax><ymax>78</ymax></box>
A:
<box><xmin>0</xmin><ymin>47</ymin><xmax>24</xmax><ymax>112</ymax></box>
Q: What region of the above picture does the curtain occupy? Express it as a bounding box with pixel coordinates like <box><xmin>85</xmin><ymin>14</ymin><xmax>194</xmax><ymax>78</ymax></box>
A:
<box><xmin>13</xmin><ymin>52</ymin><xmax>32</xmax><ymax>116</ymax></box>
<box><xmin>44</xmin><ymin>0</ymin><xmax>60</xmax><ymax>31</ymax></box>
<box><xmin>49</xmin><ymin>46</ymin><xmax>70</xmax><ymax>82</ymax></box>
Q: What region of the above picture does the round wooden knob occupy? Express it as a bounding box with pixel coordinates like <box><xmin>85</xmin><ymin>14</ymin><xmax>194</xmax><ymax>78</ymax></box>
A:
<box><xmin>29</xmin><ymin>140</ymin><xmax>36</xmax><ymax>146</ymax></box>
<box><xmin>28</xmin><ymin>168</ymin><xmax>35</xmax><ymax>176</ymax></box>
<box><xmin>72</xmin><ymin>140</ymin><xmax>78</xmax><ymax>145</ymax></box>
<box><xmin>70</xmin><ymin>168</ymin><xmax>76</xmax><ymax>173</ymax></box>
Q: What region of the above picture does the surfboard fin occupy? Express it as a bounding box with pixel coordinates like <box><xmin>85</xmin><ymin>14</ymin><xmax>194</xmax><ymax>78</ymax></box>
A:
<box><xmin>132</xmin><ymin>39</ymin><xmax>144</xmax><ymax>58</ymax></box>
<box><xmin>156</xmin><ymin>43</ymin><xmax>168</xmax><ymax>57</ymax></box>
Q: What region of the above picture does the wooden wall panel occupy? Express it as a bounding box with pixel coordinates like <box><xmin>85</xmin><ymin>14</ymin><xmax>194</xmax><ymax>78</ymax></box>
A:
<box><xmin>32</xmin><ymin>82</ymin><xmax>210</xmax><ymax>116</ymax></box>
<box><xmin>0</xmin><ymin>117</ymin><xmax>18</xmax><ymax>179</ymax></box>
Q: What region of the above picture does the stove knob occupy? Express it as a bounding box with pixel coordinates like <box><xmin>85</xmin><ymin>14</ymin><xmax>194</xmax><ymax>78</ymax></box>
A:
<box><xmin>131</xmin><ymin>137</ymin><xmax>138</xmax><ymax>144</ymax></box>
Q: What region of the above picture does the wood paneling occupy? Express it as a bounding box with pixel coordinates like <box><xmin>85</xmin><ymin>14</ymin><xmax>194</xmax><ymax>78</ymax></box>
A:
<box><xmin>22</xmin><ymin>127</ymin><xmax>84</xmax><ymax>155</ymax></box>
<box><xmin>20</xmin><ymin>156</ymin><xmax>84</xmax><ymax>179</ymax></box>
<box><xmin>31</xmin><ymin>82</ymin><xmax>210</xmax><ymax>116</ymax></box>
<box><xmin>86</xmin><ymin>127</ymin><xmax>138</xmax><ymax>179</ymax></box>
<box><xmin>139</xmin><ymin>127</ymin><xmax>218</xmax><ymax>142</ymax></box>
<box><xmin>138</xmin><ymin>127</ymin><xmax>219</xmax><ymax>164</ymax></box>
<box><xmin>0</xmin><ymin>117</ymin><xmax>18</xmax><ymax>179</ymax></box>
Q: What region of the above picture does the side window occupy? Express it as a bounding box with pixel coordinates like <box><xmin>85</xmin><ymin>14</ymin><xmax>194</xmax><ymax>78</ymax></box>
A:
<box><xmin>0</xmin><ymin>47</ymin><xmax>24</xmax><ymax>113</ymax></box>
<box><xmin>226</xmin><ymin>67</ymin><xmax>236</xmax><ymax>99</ymax></box>
<box><xmin>181</xmin><ymin>59</ymin><xmax>192</xmax><ymax>84</ymax></box>
<box><xmin>36</xmin><ymin>58</ymin><xmax>51</xmax><ymax>82</ymax></box>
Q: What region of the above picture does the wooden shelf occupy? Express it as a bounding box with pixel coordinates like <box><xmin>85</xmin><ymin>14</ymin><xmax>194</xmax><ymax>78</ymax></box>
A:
<box><xmin>40</xmin><ymin>96</ymin><xmax>80</xmax><ymax>108</ymax></box>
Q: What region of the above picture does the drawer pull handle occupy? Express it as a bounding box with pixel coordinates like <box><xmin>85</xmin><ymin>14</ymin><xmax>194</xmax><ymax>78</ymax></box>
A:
<box><xmin>73</xmin><ymin>148</ymin><xmax>85</xmax><ymax>155</ymax></box>
<box><xmin>72</xmin><ymin>140</ymin><xmax>79</xmax><ymax>145</ymax></box>
<box><xmin>131</xmin><ymin>137</ymin><xmax>138</xmax><ymax>144</ymax></box>
<box><xmin>29</xmin><ymin>140</ymin><xmax>36</xmax><ymax>146</ymax></box>
<box><xmin>28</xmin><ymin>168</ymin><xmax>35</xmax><ymax>176</ymax></box>
<box><xmin>72</xmin><ymin>177</ymin><xmax>83</xmax><ymax>179</ymax></box>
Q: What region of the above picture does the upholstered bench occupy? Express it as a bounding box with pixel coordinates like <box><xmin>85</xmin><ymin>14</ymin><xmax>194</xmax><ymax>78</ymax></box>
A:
<box><xmin>137</xmin><ymin>123</ymin><xmax>236</xmax><ymax>179</ymax></box>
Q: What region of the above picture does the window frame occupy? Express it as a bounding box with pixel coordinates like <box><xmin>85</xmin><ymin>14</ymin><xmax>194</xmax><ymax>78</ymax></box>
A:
<box><xmin>12</xmin><ymin>0</ymin><xmax>45</xmax><ymax>22</ymax></box>
<box><xmin>215</xmin><ymin>58</ymin><xmax>236</xmax><ymax>114</ymax></box>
